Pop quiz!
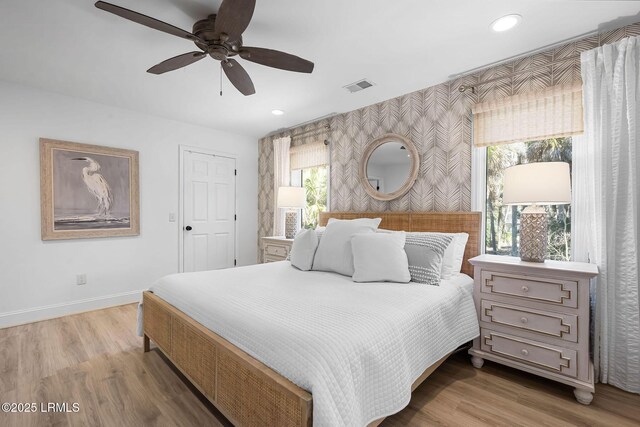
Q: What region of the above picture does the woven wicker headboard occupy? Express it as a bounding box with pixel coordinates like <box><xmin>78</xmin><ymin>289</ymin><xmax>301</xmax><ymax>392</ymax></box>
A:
<box><xmin>319</xmin><ymin>211</ymin><xmax>482</xmax><ymax>277</ymax></box>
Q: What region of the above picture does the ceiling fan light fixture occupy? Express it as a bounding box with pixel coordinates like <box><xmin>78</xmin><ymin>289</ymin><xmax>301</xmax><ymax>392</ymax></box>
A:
<box><xmin>490</xmin><ymin>14</ymin><xmax>522</xmax><ymax>32</ymax></box>
<box><xmin>94</xmin><ymin>0</ymin><xmax>314</xmax><ymax>96</ymax></box>
<box><xmin>271</xmin><ymin>109</ymin><xmax>285</xmax><ymax>116</ymax></box>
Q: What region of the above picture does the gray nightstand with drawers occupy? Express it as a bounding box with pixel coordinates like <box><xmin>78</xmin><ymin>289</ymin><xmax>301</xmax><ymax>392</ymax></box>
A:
<box><xmin>261</xmin><ymin>236</ymin><xmax>294</xmax><ymax>263</ymax></box>
<box><xmin>468</xmin><ymin>254</ymin><xmax>598</xmax><ymax>405</ymax></box>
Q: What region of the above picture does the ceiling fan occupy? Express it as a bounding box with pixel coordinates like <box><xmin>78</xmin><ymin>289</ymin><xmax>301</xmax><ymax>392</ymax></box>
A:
<box><xmin>95</xmin><ymin>0</ymin><xmax>314</xmax><ymax>96</ymax></box>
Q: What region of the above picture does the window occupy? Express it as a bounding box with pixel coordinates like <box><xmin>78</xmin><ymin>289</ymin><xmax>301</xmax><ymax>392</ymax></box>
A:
<box><xmin>485</xmin><ymin>137</ymin><xmax>572</xmax><ymax>261</ymax></box>
<box><xmin>472</xmin><ymin>83</ymin><xmax>582</xmax><ymax>262</ymax></box>
<box><xmin>293</xmin><ymin>166</ymin><xmax>328</xmax><ymax>229</ymax></box>
<box><xmin>289</xmin><ymin>140</ymin><xmax>330</xmax><ymax>229</ymax></box>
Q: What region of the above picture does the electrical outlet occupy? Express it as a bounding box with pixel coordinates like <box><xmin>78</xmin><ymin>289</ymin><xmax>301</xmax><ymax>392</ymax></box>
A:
<box><xmin>76</xmin><ymin>274</ymin><xmax>87</xmax><ymax>286</ymax></box>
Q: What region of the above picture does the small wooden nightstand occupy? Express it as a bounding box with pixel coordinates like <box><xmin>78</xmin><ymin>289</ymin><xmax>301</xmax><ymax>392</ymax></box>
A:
<box><xmin>468</xmin><ymin>254</ymin><xmax>598</xmax><ymax>404</ymax></box>
<box><xmin>261</xmin><ymin>236</ymin><xmax>294</xmax><ymax>263</ymax></box>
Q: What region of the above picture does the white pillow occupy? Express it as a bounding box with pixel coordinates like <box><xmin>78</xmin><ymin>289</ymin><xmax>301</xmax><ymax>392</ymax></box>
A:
<box><xmin>378</xmin><ymin>230</ymin><xmax>468</xmax><ymax>280</ymax></box>
<box><xmin>404</xmin><ymin>232</ymin><xmax>453</xmax><ymax>285</ymax></box>
<box><xmin>288</xmin><ymin>226</ymin><xmax>325</xmax><ymax>261</ymax></box>
<box><xmin>312</xmin><ymin>218</ymin><xmax>382</xmax><ymax>276</ymax></box>
<box><xmin>351</xmin><ymin>232</ymin><xmax>410</xmax><ymax>283</ymax></box>
<box><xmin>440</xmin><ymin>233</ymin><xmax>469</xmax><ymax>279</ymax></box>
<box><xmin>290</xmin><ymin>228</ymin><xmax>319</xmax><ymax>271</ymax></box>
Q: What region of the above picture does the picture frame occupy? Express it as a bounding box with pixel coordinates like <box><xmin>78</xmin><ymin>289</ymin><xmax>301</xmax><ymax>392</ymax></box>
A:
<box><xmin>40</xmin><ymin>138</ymin><xmax>140</xmax><ymax>240</ymax></box>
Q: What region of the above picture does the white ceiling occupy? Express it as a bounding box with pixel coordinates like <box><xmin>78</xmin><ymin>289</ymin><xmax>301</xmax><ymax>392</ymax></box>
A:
<box><xmin>0</xmin><ymin>0</ymin><xmax>638</xmax><ymax>138</ymax></box>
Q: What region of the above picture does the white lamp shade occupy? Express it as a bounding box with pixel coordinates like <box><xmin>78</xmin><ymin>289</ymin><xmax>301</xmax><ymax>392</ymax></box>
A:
<box><xmin>503</xmin><ymin>162</ymin><xmax>571</xmax><ymax>205</ymax></box>
<box><xmin>277</xmin><ymin>186</ymin><xmax>306</xmax><ymax>208</ymax></box>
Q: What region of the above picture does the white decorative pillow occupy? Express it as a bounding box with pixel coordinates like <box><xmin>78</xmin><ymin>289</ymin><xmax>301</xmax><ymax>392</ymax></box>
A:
<box><xmin>380</xmin><ymin>230</ymin><xmax>469</xmax><ymax>279</ymax></box>
<box><xmin>290</xmin><ymin>228</ymin><xmax>319</xmax><ymax>271</ymax></box>
<box><xmin>351</xmin><ymin>232</ymin><xmax>410</xmax><ymax>283</ymax></box>
<box><xmin>287</xmin><ymin>226</ymin><xmax>325</xmax><ymax>261</ymax></box>
<box><xmin>404</xmin><ymin>232</ymin><xmax>453</xmax><ymax>285</ymax></box>
<box><xmin>312</xmin><ymin>218</ymin><xmax>382</xmax><ymax>276</ymax></box>
<box><xmin>440</xmin><ymin>233</ymin><xmax>469</xmax><ymax>279</ymax></box>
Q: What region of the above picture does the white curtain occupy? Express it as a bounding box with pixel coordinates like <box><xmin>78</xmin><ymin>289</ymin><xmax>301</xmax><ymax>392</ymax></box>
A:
<box><xmin>273</xmin><ymin>136</ymin><xmax>291</xmax><ymax>236</ymax></box>
<box><xmin>574</xmin><ymin>36</ymin><xmax>640</xmax><ymax>393</ymax></box>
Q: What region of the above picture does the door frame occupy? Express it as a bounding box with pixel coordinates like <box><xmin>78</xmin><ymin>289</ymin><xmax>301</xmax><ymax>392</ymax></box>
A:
<box><xmin>178</xmin><ymin>144</ymin><xmax>238</xmax><ymax>273</ymax></box>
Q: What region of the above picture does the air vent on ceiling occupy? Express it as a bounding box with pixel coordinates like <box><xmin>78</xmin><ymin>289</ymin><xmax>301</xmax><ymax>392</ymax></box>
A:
<box><xmin>343</xmin><ymin>79</ymin><xmax>375</xmax><ymax>93</ymax></box>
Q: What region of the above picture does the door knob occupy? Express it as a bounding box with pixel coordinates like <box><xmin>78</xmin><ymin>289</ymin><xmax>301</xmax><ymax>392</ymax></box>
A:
<box><xmin>185</xmin><ymin>226</ymin><xmax>192</xmax><ymax>231</ymax></box>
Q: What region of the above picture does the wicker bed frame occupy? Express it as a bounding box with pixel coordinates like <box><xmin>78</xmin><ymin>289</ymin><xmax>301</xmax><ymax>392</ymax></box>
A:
<box><xmin>143</xmin><ymin>211</ymin><xmax>481</xmax><ymax>427</ymax></box>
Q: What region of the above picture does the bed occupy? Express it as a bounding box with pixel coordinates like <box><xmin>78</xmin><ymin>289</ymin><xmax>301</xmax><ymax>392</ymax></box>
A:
<box><xmin>142</xmin><ymin>211</ymin><xmax>481</xmax><ymax>427</ymax></box>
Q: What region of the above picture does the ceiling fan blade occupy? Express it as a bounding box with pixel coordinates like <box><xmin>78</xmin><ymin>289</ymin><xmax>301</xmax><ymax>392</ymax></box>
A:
<box><xmin>222</xmin><ymin>59</ymin><xmax>256</xmax><ymax>96</ymax></box>
<box><xmin>147</xmin><ymin>51</ymin><xmax>206</xmax><ymax>74</ymax></box>
<box><xmin>239</xmin><ymin>47</ymin><xmax>314</xmax><ymax>73</ymax></box>
<box><xmin>214</xmin><ymin>0</ymin><xmax>256</xmax><ymax>39</ymax></box>
<box><xmin>95</xmin><ymin>1</ymin><xmax>201</xmax><ymax>42</ymax></box>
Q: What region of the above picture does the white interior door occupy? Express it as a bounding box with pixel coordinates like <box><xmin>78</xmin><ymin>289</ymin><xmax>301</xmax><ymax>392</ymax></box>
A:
<box><xmin>183</xmin><ymin>151</ymin><xmax>236</xmax><ymax>272</ymax></box>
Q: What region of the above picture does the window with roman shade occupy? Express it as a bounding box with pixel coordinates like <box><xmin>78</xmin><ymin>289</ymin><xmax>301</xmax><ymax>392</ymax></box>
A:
<box><xmin>474</xmin><ymin>83</ymin><xmax>583</xmax><ymax>261</ymax></box>
<box><xmin>289</xmin><ymin>141</ymin><xmax>329</xmax><ymax>229</ymax></box>
<box><xmin>472</xmin><ymin>82</ymin><xmax>584</xmax><ymax>147</ymax></box>
<box><xmin>290</xmin><ymin>141</ymin><xmax>329</xmax><ymax>170</ymax></box>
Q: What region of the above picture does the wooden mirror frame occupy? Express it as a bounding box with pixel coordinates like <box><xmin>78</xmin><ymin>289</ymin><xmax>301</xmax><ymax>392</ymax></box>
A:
<box><xmin>359</xmin><ymin>133</ymin><xmax>420</xmax><ymax>201</ymax></box>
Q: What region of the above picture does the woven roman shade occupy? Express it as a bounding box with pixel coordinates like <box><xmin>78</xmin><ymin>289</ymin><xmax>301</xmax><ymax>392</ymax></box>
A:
<box><xmin>472</xmin><ymin>83</ymin><xmax>584</xmax><ymax>147</ymax></box>
<box><xmin>290</xmin><ymin>141</ymin><xmax>329</xmax><ymax>170</ymax></box>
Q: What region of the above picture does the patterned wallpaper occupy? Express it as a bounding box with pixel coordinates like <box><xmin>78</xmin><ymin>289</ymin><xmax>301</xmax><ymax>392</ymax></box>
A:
<box><xmin>257</xmin><ymin>22</ymin><xmax>640</xmax><ymax>260</ymax></box>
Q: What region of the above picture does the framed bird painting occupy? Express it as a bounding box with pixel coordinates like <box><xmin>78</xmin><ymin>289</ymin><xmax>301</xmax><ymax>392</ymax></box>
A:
<box><xmin>40</xmin><ymin>138</ymin><xmax>140</xmax><ymax>240</ymax></box>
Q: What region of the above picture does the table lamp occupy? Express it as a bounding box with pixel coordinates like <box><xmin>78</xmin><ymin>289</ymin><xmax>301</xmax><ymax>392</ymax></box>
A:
<box><xmin>278</xmin><ymin>186</ymin><xmax>306</xmax><ymax>239</ymax></box>
<box><xmin>503</xmin><ymin>162</ymin><xmax>571</xmax><ymax>262</ymax></box>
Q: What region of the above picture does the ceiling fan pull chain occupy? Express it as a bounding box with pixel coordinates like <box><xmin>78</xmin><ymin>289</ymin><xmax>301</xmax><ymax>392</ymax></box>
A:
<box><xmin>220</xmin><ymin>62</ymin><xmax>223</xmax><ymax>97</ymax></box>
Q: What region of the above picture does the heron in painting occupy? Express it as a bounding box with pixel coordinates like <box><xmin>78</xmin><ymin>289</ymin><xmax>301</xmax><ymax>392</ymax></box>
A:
<box><xmin>71</xmin><ymin>157</ymin><xmax>113</xmax><ymax>217</ymax></box>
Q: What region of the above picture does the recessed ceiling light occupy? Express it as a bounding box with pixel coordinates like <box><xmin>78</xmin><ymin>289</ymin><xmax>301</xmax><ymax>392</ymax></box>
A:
<box><xmin>271</xmin><ymin>109</ymin><xmax>285</xmax><ymax>116</ymax></box>
<box><xmin>491</xmin><ymin>14</ymin><xmax>522</xmax><ymax>32</ymax></box>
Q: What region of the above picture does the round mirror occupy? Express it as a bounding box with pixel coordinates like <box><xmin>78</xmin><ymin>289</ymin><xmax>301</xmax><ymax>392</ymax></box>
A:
<box><xmin>359</xmin><ymin>134</ymin><xmax>419</xmax><ymax>201</ymax></box>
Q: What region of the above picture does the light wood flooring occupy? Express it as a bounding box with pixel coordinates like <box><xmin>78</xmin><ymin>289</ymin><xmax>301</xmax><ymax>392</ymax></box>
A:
<box><xmin>0</xmin><ymin>304</ymin><xmax>638</xmax><ymax>427</ymax></box>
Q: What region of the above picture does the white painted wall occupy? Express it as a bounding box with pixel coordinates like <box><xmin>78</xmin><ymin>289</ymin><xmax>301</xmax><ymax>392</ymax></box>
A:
<box><xmin>0</xmin><ymin>81</ymin><xmax>258</xmax><ymax>327</ymax></box>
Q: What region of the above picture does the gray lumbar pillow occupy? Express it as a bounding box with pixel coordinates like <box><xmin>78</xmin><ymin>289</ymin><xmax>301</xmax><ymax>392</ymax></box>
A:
<box><xmin>312</xmin><ymin>218</ymin><xmax>382</xmax><ymax>276</ymax></box>
<box><xmin>404</xmin><ymin>232</ymin><xmax>453</xmax><ymax>285</ymax></box>
<box><xmin>351</xmin><ymin>231</ymin><xmax>410</xmax><ymax>283</ymax></box>
<box><xmin>290</xmin><ymin>228</ymin><xmax>319</xmax><ymax>271</ymax></box>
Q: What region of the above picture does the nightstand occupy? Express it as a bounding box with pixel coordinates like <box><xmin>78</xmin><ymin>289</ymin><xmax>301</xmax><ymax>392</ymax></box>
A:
<box><xmin>261</xmin><ymin>236</ymin><xmax>294</xmax><ymax>263</ymax></box>
<box><xmin>468</xmin><ymin>254</ymin><xmax>598</xmax><ymax>404</ymax></box>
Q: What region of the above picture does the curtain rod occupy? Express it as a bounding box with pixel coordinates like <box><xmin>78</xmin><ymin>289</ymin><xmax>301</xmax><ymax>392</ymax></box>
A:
<box><xmin>290</xmin><ymin>124</ymin><xmax>331</xmax><ymax>139</ymax></box>
<box><xmin>457</xmin><ymin>56</ymin><xmax>579</xmax><ymax>93</ymax></box>
<box><xmin>452</xmin><ymin>25</ymin><xmax>616</xmax><ymax>94</ymax></box>
<box><xmin>450</xmin><ymin>28</ymin><xmax>599</xmax><ymax>81</ymax></box>
<box><xmin>265</xmin><ymin>112</ymin><xmax>337</xmax><ymax>138</ymax></box>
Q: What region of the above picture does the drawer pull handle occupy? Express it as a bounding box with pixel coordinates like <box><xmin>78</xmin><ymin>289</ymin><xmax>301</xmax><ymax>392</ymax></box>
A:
<box><xmin>521</xmin><ymin>317</ymin><xmax>528</xmax><ymax>324</ymax></box>
<box><xmin>521</xmin><ymin>349</ymin><xmax>529</xmax><ymax>356</ymax></box>
<box><xmin>521</xmin><ymin>286</ymin><xmax>529</xmax><ymax>293</ymax></box>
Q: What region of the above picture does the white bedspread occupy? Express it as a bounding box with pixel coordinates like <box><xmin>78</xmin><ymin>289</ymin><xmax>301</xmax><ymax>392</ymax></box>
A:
<box><xmin>147</xmin><ymin>261</ymin><xmax>479</xmax><ymax>427</ymax></box>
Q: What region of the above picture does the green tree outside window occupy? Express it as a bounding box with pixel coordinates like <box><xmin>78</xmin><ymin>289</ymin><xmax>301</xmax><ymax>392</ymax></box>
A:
<box><xmin>301</xmin><ymin>166</ymin><xmax>327</xmax><ymax>229</ymax></box>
